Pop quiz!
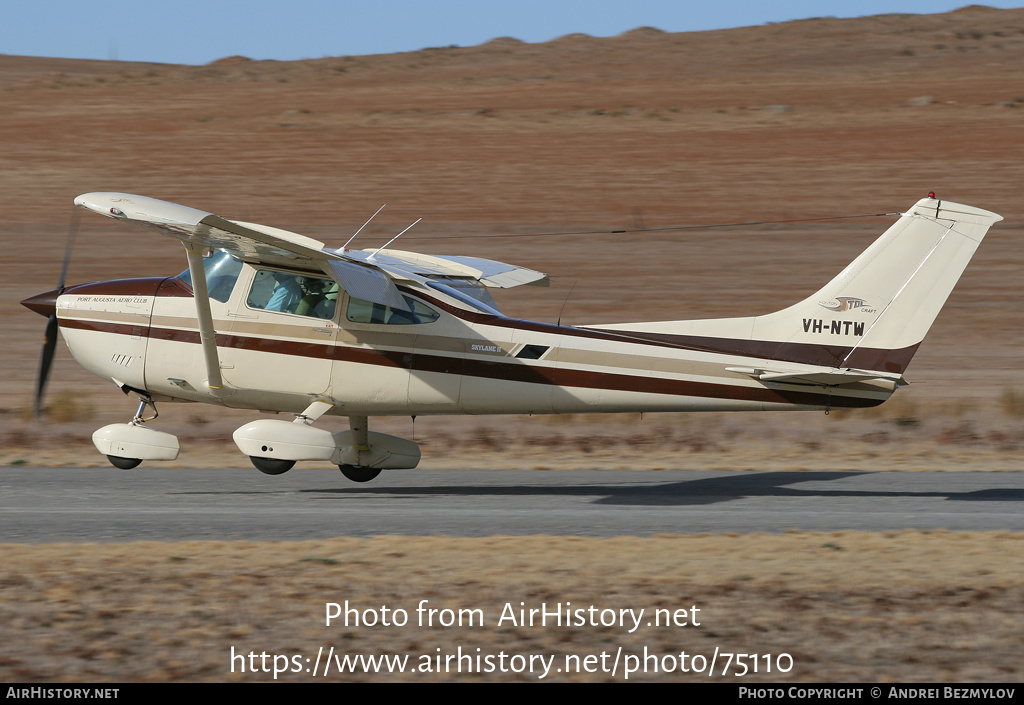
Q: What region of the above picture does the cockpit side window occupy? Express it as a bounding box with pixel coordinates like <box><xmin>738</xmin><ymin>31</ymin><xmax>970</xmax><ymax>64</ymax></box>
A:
<box><xmin>246</xmin><ymin>269</ymin><xmax>339</xmax><ymax>320</ymax></box>
<box><xmin>346</xmin><ymin>295</ymin><xmax>440</xmax><ymax>325</ymax></box>
<box><xmin>177</xmin><ymin>251</ymin><xmax>244</xmax><ymax>304</ymax></box>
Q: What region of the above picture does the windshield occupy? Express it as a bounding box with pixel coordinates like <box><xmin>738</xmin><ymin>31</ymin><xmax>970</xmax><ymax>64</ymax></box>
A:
<box><xmin>177</xmin><ymin>251</ymin><xmax>244</xmax><ymax>303</ymax></box>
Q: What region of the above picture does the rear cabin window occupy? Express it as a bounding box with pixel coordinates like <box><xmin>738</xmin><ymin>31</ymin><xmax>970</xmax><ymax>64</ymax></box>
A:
<box><xmin>346</xmin><ymin>296</ymin><xmax>440</xmax><ymax>325</ymax></box>
<box><xmin>247</xmin><ymin>269</ymin><xmax>339</xmax><ymax>320</ymax></box>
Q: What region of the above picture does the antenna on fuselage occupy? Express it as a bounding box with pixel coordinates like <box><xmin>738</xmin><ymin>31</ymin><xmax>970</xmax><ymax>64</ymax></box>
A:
<box><xmin>367</xmin><ymin>218</ymin><xmax>422</xmax><ymax>261</ymax></box>
<box><xmin>557</xmin><ymin>280</ymin><xmax>577</xmax><ymax>327</ymax></box>
<box><xmin>342</xmin><ymin>204</ymin><xmax>386</xmax><ymax>250</ymax></box>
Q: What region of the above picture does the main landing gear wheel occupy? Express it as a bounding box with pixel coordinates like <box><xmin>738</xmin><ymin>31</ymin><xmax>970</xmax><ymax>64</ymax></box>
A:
<box><xmin>250</xmin><ymin>456</ymin><xmax>296</xmax><ymax>475</ymax></box>
<box><xmin>107</xmin><ymin>455</ymin><xmax>142</xmax><ymax>469</ymax></box>
<box><xmin>339</xmin><ymin>464</ymin><xmax>381</xmax><ymax>483</ymax></box>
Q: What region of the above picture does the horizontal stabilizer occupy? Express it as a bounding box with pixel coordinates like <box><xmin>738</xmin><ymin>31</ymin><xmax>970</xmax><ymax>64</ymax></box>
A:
<box><xmin>726</xmin><ymin>366</ymin><xmax>907</xmax><ymax>387</ymax></box>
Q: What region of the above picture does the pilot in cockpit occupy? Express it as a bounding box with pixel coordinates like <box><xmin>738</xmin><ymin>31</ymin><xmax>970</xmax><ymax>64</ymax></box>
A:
<box><xmin>265</xmin><ymin>272</ymin><xmax>305</xmax><ymax>313</ymax></box>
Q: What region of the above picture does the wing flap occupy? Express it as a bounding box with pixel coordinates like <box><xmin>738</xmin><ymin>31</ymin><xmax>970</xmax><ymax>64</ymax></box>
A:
<box><xmin>350</xmin><ymin>248</ymin><xmax>549</xmax><ymax>288</ymax></box>
<box><xmin>327</xmin><ymin>260</ymin><xmax>410</xmax><ymax>311</ymax></box>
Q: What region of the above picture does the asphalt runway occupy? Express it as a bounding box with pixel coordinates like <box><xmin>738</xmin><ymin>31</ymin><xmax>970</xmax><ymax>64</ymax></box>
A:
<box><xmin>1</xmin><ymin>467</ymin><xmax>1022</xmax><ymax>542</ymax></box>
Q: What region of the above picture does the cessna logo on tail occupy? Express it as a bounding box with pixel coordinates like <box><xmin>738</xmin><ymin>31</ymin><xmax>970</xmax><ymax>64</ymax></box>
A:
<box><xmin>819</xmin><ymin>297</ymin><xmax>870</xmax><ymax>312</ymax></box>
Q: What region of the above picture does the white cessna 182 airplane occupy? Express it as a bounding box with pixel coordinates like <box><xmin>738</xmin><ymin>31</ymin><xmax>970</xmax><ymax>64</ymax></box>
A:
<box><xmin>21</xmin><ymin>192</ymin><xmax>1001</xmax><ymax>481</ymax></box>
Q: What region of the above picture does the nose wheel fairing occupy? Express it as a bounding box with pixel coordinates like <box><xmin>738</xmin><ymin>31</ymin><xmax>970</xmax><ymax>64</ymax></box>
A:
<box><xmin>93</xmin><ymin>398</ymin><xmax>179</xmax><ymax>467</ymax></box>
<box><xmin>92</xmin><ymin>414</ymin><xmax>180</xmax><ymax>468</ymax></box>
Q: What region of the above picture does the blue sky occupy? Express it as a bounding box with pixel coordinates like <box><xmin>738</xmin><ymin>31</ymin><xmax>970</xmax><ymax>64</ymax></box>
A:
<box><xmin>5</xmin><ymin>1</ymin><xmax>1023</xmax><ymax>65</ymax></box>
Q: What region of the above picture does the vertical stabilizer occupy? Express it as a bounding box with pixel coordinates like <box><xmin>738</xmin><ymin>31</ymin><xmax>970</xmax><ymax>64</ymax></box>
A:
<box><xmin>753</xmin><ymin>197</ymin><xmax>1002</xmax><ymax>371</ymax></box>
<box><xmin>589</xmin><ymin>197</ymin><xmax>1002</xmax><ymax>374</ymax></box>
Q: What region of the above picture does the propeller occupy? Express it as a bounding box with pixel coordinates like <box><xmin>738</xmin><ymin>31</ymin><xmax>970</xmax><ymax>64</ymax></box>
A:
<box><xmin>31</xmin><ymin>209</ymin><xmax>79</xmax><ymax>417</ymax></box>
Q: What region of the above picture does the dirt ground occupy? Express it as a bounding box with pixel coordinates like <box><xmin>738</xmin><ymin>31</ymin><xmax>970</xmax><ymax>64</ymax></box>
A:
<box><xmin>1</xmin><ymin>6</ymin><xmax>1022</xmax><ymax>682</ymax></box>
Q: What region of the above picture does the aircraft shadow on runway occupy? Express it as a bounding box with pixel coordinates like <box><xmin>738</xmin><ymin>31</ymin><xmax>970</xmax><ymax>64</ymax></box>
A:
<box><xmin>301</xmin><ymin>471</ymin><xmax>1024</xmax><ymax>507</ymax></box>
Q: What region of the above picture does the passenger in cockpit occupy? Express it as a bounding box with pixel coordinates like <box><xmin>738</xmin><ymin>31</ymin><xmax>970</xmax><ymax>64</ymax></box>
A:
<box><xmin>312</xmin><ymin>283</ymin><xmax>340</xmax><ymax>319</ymax></box>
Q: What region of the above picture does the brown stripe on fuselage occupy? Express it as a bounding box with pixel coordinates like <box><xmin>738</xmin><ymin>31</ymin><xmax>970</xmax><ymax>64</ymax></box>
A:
<box><xmin>60</xmin><ymin>317</ymin><xmax>883</xmax><ymax>408</ymax></box>
<box><xmin>61</xmin><ymin>309</ymin><xmax>150</xmax><ymax>325</ymax></box>
<box><xmin>150</xmin><ymin>325</ymin><xmax>339</xmax><ymax>361</ymax></box>
<box><xmin>60</xmin><ymin>318</ymin><xmax>149</xmax><ymax>338</ymax></box>
<box><xmin>577</xmin><ymin>328</ymin><xmax>919</xmax><ymax>375</ymax></box>
<box><xmin>396</xmin><ymin>287</ymin><xmax>919</xmax><ymax>375</ymax></box>
<box><xmin>150</xmin><ymin>313</ymin><xmax>339</xmax><ymax>345</ymax></box>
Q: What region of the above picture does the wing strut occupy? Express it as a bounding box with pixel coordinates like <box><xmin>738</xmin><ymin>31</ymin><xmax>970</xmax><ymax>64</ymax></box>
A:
<box><xmin>184</xmin><ymin>247</ymin><xmax>228</xmax><ymax>396</ymax></box>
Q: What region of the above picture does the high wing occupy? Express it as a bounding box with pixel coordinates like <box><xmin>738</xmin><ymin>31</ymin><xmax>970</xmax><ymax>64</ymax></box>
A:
<box><xmin>72</xmin><ymin>193</ymin><xmax>548</xmax><ymax>311</ymax></box>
